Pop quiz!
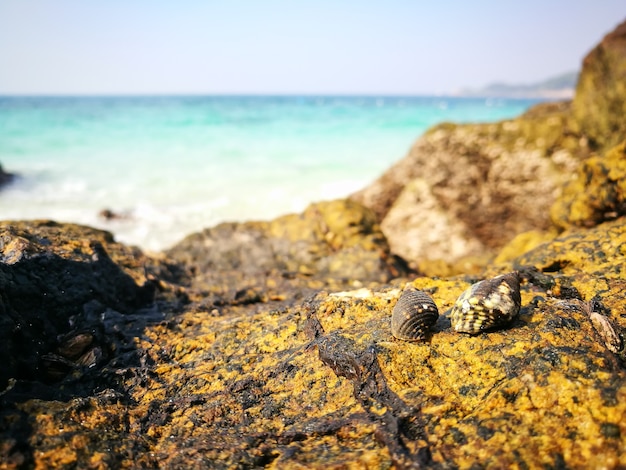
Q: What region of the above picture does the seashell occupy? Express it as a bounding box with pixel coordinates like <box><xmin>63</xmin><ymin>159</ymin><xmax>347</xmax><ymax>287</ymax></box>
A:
<box><xmin>589</xmin><ymin>312</ymin><xmax>624</xmax><ymax>353</ymax></box>
<box><xmin>583</xmin><ymin>300</ymin><xmax>624</xmax><ymax>354</ymax></box>
<box><xmin>75</xmin><ymin>346</ymin><xmax>103</xmax><ymax>368</ymax></box>
<box><xmin>391</xmin><ymin>285</ymin><xmax>439</xmax><ymax>341</ymax></box>
<box><xmin>451</xmin><ymin>272</ymin><xmax>521</xmax><ymax>334</ymax></box>
<box><xmin>41</xmin><ymin>353</ymin><xmax>75</xmax><ymax>381</ymax></box>
<box><xmin>56</xmin><ymin>332</ymin><xmax>94</xmax><ymax>360</ymax></box>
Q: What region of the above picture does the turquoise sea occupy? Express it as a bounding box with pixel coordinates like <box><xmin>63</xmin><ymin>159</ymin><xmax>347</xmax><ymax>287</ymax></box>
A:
<box><xmin>0</xmin><ymin>96</ymin><xmax>542</xmax><ymax>252</ymax></box>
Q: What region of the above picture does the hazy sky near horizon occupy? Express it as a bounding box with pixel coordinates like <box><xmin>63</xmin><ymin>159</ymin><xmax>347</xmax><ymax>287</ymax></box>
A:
<box><xmin>0</xmin><ymin>1</ymin><xmax>624</xmax><ymax>95</ymax></box>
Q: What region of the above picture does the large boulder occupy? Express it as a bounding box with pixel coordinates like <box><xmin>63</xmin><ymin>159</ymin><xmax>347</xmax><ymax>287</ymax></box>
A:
<box><xmin>167</xmin><ymin>199</ymin><xmax>409</xmax><ymax>287</ymax></box>
<box><xmin>352</xmin><ymin>19</ymin><xmax>626</xmax><ymax>271</ymax></box>
<box><xmin>351</xmin><ymin>102</ymin><xmax>587</xmax><ymax>268</ymax></box>
<box><xmin>572</xmin><ymin>19</ymin><xmax>626</xmax><ymax>151</ymax></box>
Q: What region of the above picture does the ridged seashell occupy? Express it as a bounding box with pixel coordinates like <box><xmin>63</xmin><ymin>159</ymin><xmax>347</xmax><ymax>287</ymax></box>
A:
<box><xmin>41</xmin><ymin>353</ymin><xmax>75</xmax><ymax>381</ymax></box>
<box><xmin>583</xmin><ymin>300</ymin><xmax>624</xmax><ymax>354</ymax></box>
<box><xmin>75</xmin><ymin>346</ymin><xmax>103</xmax><ymax>368</ymax></box>
<box><xmin>56</xmin><ymin>332</ymin><xmax>94</xmax><ymax>360</ymax></box>
<box><xmin>589</xmin><ymin>312</ymin><xmax>624</xmax><ymax>353</ymax></box>
<box><xmin>391</xmin><ymin>285</ymin><xmax>439</xmax><ymax>341</ymax></box>
<box><xmin>451</xmin><ymin>272</ymin><xmax>521</xmax><ymax>334</ymax></box>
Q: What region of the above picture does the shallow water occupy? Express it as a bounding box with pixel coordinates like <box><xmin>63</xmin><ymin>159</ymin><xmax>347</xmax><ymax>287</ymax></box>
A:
<box><xmin>0</xmin><ymin>95</ymin><xmax>542</xmax><ymax>251</ymax></box>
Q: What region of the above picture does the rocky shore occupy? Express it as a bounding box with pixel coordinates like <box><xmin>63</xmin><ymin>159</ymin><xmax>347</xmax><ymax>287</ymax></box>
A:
<box><xmin>1</xmin><ymin>19</ymin><xmax>626</xmax><ymax>469</ymax></box>
<box><xmin>350</xmin><ymin>19</ymin><xmax>626</xmax><ymax>277</ymax></box>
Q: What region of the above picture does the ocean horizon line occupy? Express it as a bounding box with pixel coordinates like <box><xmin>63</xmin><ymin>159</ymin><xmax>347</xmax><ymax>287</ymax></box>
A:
<box><xmin>0</xmin><ymin>92</ymin><xmax>551</xmax><ymax>101</ymax></box>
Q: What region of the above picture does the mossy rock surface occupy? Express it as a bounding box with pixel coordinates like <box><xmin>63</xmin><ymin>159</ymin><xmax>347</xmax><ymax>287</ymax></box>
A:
<box><xmin>551</xmin><ymin>141</ymin><xmax>626</xmax><ymax>230</ymax></box>
<box><xmin>572</xmin><ymin>19</ymin><xmax>626</xmax><ymax>151</ymax></box>
<box><xmin>2</xmin><ymin>217</ymin><xmax>626</xmax><ymax>468</ymax></box>
<box><xmin>167</xmin><ymin>199</ymin><xmax>409</xmax><ymax>286</ymax></box>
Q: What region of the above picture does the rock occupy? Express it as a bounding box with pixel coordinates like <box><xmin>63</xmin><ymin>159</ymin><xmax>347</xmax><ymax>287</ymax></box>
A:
<box><xmin>513</xmin><ymin>216</ymin><xmax>626</xmax><ymax>302</ymax></box>
<box><xmin>98</xmin><ymin>208</ymin><xmax>131</xmax><ymax>221</ymax></box>
<box><xmin>0</xmin><ymin>220</ymin><xmax>186</xmax><ymax>389</ymax></box>
<box><xmin>572</xmin><ymin>19</ymin><xmax>626</xmax><ymax>151</ymax></box>
<box><xmin>167</xmin><ymin>199</ymin><xmax>410</xmax><ymax>287</ymax></box>
<box><xmin>551</xmin><ymin>141</ymin><xmax>626</xmax><ymax>230</ymax></box>
<box><xmin>493</xmin><ymin>229</ymin><xmax>556</xmax><ymax>264</ymax></box>
<box><xmin>163</xmin><ymin>200</ymin><xmax>411</xmax><ymax>316</ymax></box>
<box><xmin>381</xmin><ymin>178</ymin><xmax>487</xmax><ymax>264</ymax></box>
<box><xmin>351</xmin><ymin>102</ymin><xmax>587</xmax><ymax>267</ymax></box>
<box><xmin>2</xmin><ymin>217</ymin><xmax>625</xmax><ymax>468</ymax></box>
<box><xmin>0</xmin><ymin>163</ymin><xmax>16</xmax><ymax>189</ymax></box>
<box><xmin>351</xmin><ymin>19</ymin><xmax>626</xmax><ymax>269</ymax></box>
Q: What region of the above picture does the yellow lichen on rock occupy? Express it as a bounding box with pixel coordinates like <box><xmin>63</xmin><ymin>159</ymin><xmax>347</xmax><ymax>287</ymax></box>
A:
<box><xmin>115</xmin><ymin>300</ymin><xmax>394</xmax><ymax>468</ymax></box>
<box><xmin>2</xmin><ymin>215</ymin><xmax>626</xmax><ymax>468</ymax></box>
<box><xmin>515</xmin><ymin>216</ymin><xmax>626</xmax><ymax>315</ymax></box>
<box><xmin>551</xmin><ymin>141</ymin><xmax>626</xmax><ymax>230</ymax></box>
<box><xmin>494</xmin><ymin>229</ymin><xmax>556</xmax><ymax>264</ymax></box>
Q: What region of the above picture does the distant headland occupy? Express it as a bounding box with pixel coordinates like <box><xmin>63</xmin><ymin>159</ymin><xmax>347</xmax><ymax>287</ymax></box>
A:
<box><xmin>456</xmin><ymin>70</ymin><xmax>578</xmax><ymax>99</ymax></box>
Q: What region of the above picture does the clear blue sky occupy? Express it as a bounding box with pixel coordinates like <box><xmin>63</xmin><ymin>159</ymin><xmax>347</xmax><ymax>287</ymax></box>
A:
<box><xmin>0</xmin><ymin>0</ymin><xmax>624</xmax><ymax>95</ymax></box>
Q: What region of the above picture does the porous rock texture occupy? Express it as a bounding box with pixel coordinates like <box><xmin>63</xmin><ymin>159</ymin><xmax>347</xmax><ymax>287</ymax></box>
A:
<box><xmin>0</xmin><ymin>220</ymin><xmax>185</xmax><ymax>388</ymax></box>
<box><xmin>551</xmin><ymin>141</ymin><xmax>626</xmax><ymax>230</ymax></box>
<box><xmin>2</xmin><ymin>212</ymin><xmax>626</xmax><ymax>468</ymax></box>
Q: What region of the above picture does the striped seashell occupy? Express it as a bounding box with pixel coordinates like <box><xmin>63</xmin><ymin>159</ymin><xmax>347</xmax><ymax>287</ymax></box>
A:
<box><xmin>391</xmin><ymin>285</ymin><xmax>439</xmax><ymax>341</ymax></box>
<box><xmin>451</xmin><ymin>272</ymin><xmax>521</xmax><ymax>334</ymax></box>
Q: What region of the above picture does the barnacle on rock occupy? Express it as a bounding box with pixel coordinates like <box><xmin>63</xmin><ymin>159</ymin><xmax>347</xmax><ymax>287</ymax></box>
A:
<box><xmin>391</xmin><ymin>285</ymin><xmax>439</xmax><ymax>341</ymax></box>
<box><xmin>450</xmin><ymin>272</ymin><xmax>521</xmax><ymax>334</ymax></box>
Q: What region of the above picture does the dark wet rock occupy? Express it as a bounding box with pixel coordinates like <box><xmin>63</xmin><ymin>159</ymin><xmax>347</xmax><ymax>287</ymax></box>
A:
<box><xmin>0</xmin><ymin>163</ymin><xmax>16</xmax><ymax>189</ymax></box>
<box><xmin>98</xmin><ymin>208</ymin><xmax>131</xmax><ymax>221</ymax></box>
<box><xmin>0</xmin><ymin>220</ymin><xmax>186</xmax><ymax>388</ymax></box>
